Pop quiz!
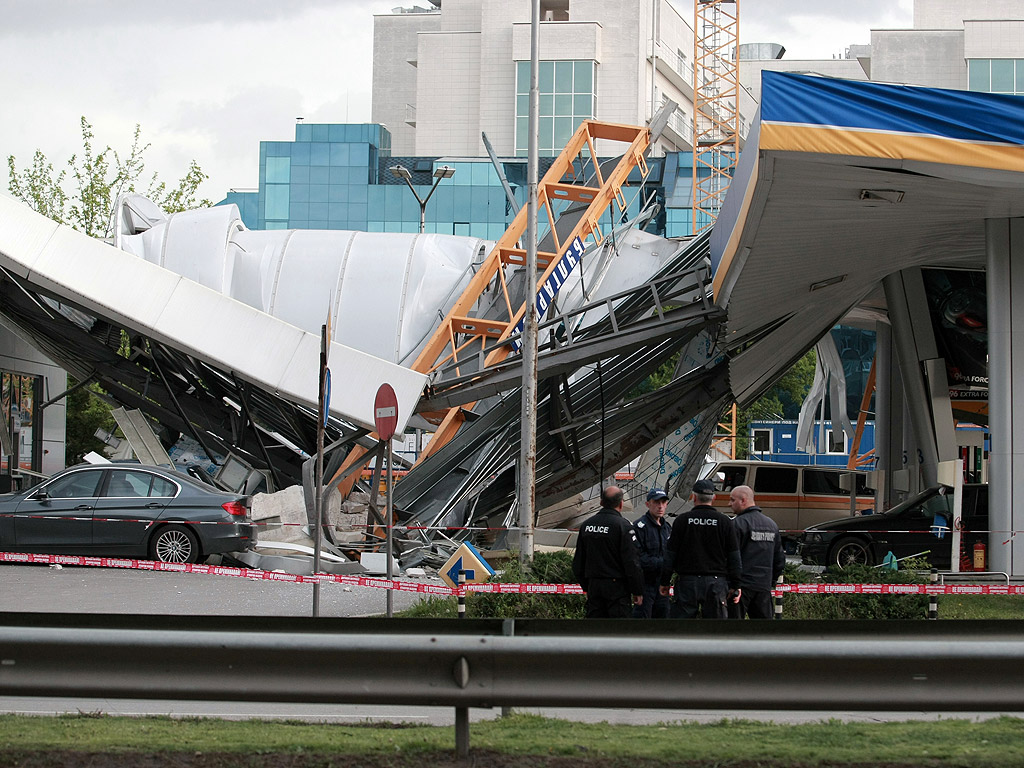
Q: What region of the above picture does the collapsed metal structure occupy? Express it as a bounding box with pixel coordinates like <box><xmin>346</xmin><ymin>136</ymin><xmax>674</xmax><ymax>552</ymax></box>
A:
<box><xmin>0</xmin><ymin>112</ymin><xmax>736</xmax><ymax>567</ymax></box>
<box><xmin>396</xmin><ymin>234</ymin><xmax>729</xmax><ymax>562</ymax></box>
<box><xmin>8</xmin><ymin>69</ymin><xmax>1024</xmax><ymax>573</ymax></box>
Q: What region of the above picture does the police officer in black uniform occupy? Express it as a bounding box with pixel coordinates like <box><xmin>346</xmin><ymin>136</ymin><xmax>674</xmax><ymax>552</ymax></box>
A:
<box><xmin>631</xmin><ymin>488</ymin><xmax>672</xmax><ymax>618</ymax></box>
<box><xmin>659</xmin><ymin>478</ymin><xmax>741</xmax><ymax>618</ymax></box>
<box><xmin>572</xmin><ymin>485</ymin><xmax>644</xmax><ymax>618</ymax></box>
<box><xmin>728</xmin><ymin>484</ymin><xmax>785</xmax><ymax>619</ymax></box>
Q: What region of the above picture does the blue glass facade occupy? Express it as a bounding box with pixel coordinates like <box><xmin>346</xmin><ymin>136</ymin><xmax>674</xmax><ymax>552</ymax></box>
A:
<box><xmin>968</xmin><ymin>59</ymin><xmax>1024</xmax><ymax>95</ymax></box>
<box><xmin>368</xmin><ymin>159</ymin><xmax>516</xmax><ymax>239</ymax></box>
<box><xmin>255</xmin><ymin>123</ymin><xmax>390</xmax><ymax>231</ymax></box>
<box><xmin>218</xmin><ymin>122</ymin><xmax>707</xmax><ymax>240</ymax></box>
<box><xmin>220</xmin><ymin>190</ymin><xmax>259</xmax><ymax>228</ymax></box>
<box><xmin>514</xmin><ymin>60</ymin><xmax>597</xmax><ymax>156</ymax></box>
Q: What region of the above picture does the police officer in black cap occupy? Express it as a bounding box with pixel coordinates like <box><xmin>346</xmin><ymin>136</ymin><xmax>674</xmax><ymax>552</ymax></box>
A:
<box><xmin>659</xmin><ymin>478</ymin><xmax>742</xmax><ymax>618</ymax></box>
<box><xmin>572</xmin><ymin>485</ymin><xmax>644</xmax><ymax>618</ymax></box>
<box><xmin>631</xmin><ymin>487</ymin><xmax>672</xmax><ymax>618</ymax></box>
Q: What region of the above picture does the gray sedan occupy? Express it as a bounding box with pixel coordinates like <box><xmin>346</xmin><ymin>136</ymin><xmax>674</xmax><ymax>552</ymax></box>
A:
<box><xmin>0</xmin><ymin>464</ymin><xmax>254</xmax><ymax>564</ymax></box>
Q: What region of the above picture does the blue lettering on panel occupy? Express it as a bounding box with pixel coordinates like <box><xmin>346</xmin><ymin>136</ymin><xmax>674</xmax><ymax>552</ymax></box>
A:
<box><xmin>510</xmin><ymin>236</ymin><xmax>585</xmax><ymax>351</ymax></box>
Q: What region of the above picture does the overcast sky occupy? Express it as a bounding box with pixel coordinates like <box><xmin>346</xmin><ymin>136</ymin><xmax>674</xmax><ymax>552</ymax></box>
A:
<box><xmin>0</xmin><ymin>0</ymin><xmax>913</xmax><ymax>202</ymax></box>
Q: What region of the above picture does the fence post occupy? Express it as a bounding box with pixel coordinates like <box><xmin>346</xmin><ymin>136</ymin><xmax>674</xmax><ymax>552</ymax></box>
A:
<box><xmin>928</xmin><ymin>568</ymin><xmax>938</xmax><ymax>620</ymax></box>
<box><xmin>457</xmin><ymin>569</ymin><xmax>467</xmax><ymax>619</ymax></box>
<box><xmin>455</xmin><ymin>569</ymin><xmax>469</xmax><ymax>757</ymax></box>
<box><xmin>774</xmin><ymin>576</ymin><xmax>784</xmax><ymax>620</ymax></box>
<box><xmin>501</xmin><ymin>618</ymin><xmax>515</xmax><ymax>718</ymax></box>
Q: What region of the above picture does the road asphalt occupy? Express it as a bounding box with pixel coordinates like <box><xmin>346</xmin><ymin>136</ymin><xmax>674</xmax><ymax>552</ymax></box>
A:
<box><xmin>0</xmin><ymin>561</ymin><xmax>424</xmax><ymax>617</ymax></box>
<box><xmin>2</xmin><ymin>561</ymin><xmax>1021</xmax><ymax>726</ymax></box>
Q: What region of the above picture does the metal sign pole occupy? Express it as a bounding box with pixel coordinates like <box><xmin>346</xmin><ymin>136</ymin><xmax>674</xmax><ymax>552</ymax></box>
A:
<box><xmin>518</xmin><ymin>0</ymin><xmax>540</xmax><ymax>565</ymax></box>
<box><xmin>312</xmin><ymin>322</ymin><xmax>328</xmax><ymax>617</ymax></box>
<box><xmin>374</xmin><ymin>383</ymin><xmax>399</xmax><ymax>618</ymax></box>
<box><xmin>386</xmin><ymin>437</ymin><xmax>394</xmax><ymax>618</ymax></box>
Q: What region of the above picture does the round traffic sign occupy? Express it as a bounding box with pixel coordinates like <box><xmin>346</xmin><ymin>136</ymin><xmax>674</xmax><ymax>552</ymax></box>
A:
<box><xmin>374</xmin><ymin>383</ymin><xmax>399</xmax><ymax>440</ymax></box>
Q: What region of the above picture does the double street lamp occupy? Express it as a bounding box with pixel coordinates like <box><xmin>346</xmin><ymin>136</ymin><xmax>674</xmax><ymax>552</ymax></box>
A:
<box><xmin>389</xmin><ymin>164</ymin><xmax>455</xmax><ymax>233</ymax></box>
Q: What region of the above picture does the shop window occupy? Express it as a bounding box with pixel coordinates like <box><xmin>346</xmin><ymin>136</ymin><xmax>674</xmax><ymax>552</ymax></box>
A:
<box><xmin>1</xmin><ymin>372</ymin><xmax>42</xmax><ymax>475</ymax></box>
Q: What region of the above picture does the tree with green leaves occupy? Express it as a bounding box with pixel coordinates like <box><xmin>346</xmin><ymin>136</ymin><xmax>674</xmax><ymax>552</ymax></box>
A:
<box><xmin>734</xmin><ymin>349</ymin><xmax>817</xmax><ymax>458</ymax></box>
<box><xmin>7</xmin><ymin>117</ymin><xmax>210</xmax><ymax>237</ymax></box>
<box><xmin>7</xmin><ymin>118</ymin><xmax>212</xmax><ymax>465</ymax></box>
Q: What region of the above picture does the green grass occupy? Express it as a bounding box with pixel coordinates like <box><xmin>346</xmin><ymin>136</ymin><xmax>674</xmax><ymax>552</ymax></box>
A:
<box><xmin>937</xmin><ymin>594</ymin><xmax>1024</xmax><ymax>619</ymax></box>
<box><xmin>399</xmin><ymin>593</ymin><xmax>1024</xmax><ymax>621</ymax></box>
<box><xmin>395</xmin><ymin>594</ymin><xmax>458</xmax><ymax>618</ymax></box>
<box><xmin>2</xmin><ymin>712</ymin><xmax>1024</xmax><ymax>767</ymax></box>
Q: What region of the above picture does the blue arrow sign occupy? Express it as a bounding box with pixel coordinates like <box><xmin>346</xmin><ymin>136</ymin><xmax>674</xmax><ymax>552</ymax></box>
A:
<box><xmin>445</xmin><ymin>556</ymin><xmax>476</xmax><ymax>586</ymax></box>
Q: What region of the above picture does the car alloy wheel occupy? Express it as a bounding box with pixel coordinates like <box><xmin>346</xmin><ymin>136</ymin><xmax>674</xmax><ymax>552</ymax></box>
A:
<box><xmin>830</xmin><ymin>536</ymin><xmax>872</xmax><ymax>568</ymax></box>
<box><xmin>151</xmin><ymin>524</ymin><xmax>199</xmax><ymax>564</ymax></box>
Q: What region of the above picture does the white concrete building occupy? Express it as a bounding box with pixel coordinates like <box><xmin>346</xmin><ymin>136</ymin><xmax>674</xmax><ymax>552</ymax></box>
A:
<box><xmin>738</xmin><ymin>44</ymin><xmax>868</xmax><ymax>105</ymax></box>
<box><xmin>372</xmin><ymin>0</ymin><xmax>746</xmax><ymax>158</ymax></box>
<box><xmin>741</xmin><ymin>0</ymin><xmax>1024</xmax><ymax>102</ymax></box>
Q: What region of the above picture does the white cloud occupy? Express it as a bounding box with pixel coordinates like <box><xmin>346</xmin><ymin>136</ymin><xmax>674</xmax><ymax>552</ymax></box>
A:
<box><xmin>0</xmin><ymin>0</ymin><xmax>395</xmax><ymax>201</ymax></box>
<box><xmin>740</xmin><ymin>0</ymin><xmax>913</xmax><ymax>58</ymax></box>
<box><xmin>1</xmin><ymin>1</ymin><xmax>914</xmax><ymax>202</ymax></box>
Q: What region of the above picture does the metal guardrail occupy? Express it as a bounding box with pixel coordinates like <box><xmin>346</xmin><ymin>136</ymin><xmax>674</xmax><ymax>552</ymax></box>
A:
<box><xmin>3</xmin><ymin>615</ymin><xmax>1024</xmax><ymax>711</ymax></box>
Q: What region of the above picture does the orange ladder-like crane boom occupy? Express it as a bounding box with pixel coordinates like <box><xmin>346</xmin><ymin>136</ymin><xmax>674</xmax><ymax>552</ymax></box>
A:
<box><xmin>333</xmin><ymin>119</ymin><xmax>653</xmax><ymax>499</ymax></box>
<box><xmin>411</xmin><ymin>119</ymin><xmax>651</xmax><ymax>458</ymax></box>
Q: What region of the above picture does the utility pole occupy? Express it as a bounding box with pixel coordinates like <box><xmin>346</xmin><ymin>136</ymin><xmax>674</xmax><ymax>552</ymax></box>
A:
<box><xmin>519</xmin><ymin>0</ymin><xmax>540</xmax><ymax>564</ymax></box>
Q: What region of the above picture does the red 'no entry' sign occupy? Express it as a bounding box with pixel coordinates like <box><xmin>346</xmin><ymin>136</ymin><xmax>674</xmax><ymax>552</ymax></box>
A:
<box><xmin>374</xmin><ymin>383</ymin><xmax>398</xmax><ymax>441</ymax></box>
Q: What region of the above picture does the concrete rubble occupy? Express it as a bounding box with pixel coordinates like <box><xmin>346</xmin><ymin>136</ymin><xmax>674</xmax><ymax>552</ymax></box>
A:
<box><xmin>230</xmin><ymin>485</ymin><xmax>367</xmax><ymax>575</ymax></box>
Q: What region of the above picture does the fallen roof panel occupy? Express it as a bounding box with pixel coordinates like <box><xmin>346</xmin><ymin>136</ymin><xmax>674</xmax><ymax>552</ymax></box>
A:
<box><xmin>0</xmin><ymin>193</ymin><xmax>427</xmax><ymax>435</ymax></box>
<box><xmin>710</xmin><ymin>71</ymin><xmax>1024</xmax><ymax>405</ymax></box>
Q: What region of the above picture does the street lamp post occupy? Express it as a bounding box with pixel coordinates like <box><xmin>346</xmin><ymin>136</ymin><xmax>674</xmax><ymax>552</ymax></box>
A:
<box><xmin>389</xmin><ymin>165</ymin><xmax>455</xmax><ymax>233</ymax></box>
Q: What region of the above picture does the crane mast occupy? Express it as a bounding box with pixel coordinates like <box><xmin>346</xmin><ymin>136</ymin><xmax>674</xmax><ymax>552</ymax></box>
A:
<box><xmin>692</xmin><ymin>0</ymin><xmax>740</xmax><ymax>234</ymax></box>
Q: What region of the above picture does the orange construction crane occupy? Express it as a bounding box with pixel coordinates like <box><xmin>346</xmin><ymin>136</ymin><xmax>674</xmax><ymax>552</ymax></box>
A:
<box><xmin>692</xmin><ymin>0</ymin><xmax>740</xmax><ymax>234</ymax></box>
<box><xmin>333</xmin><ymin>119</ymin><xmax>654</xmax><ymax>498</ymax></box>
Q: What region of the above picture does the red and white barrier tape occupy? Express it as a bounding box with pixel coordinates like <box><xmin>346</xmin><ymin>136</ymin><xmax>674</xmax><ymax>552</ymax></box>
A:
<box><xmin>0</xmin><ymin>514</ymin><xmax>569</xmax><ymax>532</ymax></box>
<box><xmin>0</xmin><ymin>513</ymin><xmax>1012</xmax><ymax>538</ymax></box>
<box><xmin>773</xmin><ymin>582</ymin><xmax>1024</xmax><ymax>595</ymax></box>
<box><xmin>0</xmin><ymin>551</ymin><xmax>585</xmax><ymax>594</ymax></box>
<box><xmin>3</xmin><ymin>551</ymin><xmax>1020</xmax><ymax>597</ymax></box>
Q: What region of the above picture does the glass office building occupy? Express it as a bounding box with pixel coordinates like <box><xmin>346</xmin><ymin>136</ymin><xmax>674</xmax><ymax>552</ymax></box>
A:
<box><xmin>219</xmin><ymin>122</ymin><xmax>704</xmax><ymax>241</ymax></box>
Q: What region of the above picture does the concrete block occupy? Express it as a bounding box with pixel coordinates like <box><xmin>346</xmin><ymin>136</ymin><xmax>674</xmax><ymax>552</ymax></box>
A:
<box><xmin>361</xmin><ymin>552</ymin><xmax>400</xmax><ymax>575</ymax></box>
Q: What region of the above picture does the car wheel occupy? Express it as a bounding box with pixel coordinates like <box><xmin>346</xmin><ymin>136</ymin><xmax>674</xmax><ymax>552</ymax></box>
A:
<box><xmin>830</xmin><ymin>536</ymin><xmax>873</xmax><ymax>568</ymax></box>
<box><xmin>150</xmin><ymin>524</ymin><xmax>200</xmax><ymax>564</ymax></box>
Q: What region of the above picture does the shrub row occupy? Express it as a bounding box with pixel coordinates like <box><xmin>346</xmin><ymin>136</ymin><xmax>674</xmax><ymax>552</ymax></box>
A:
<box><xmin>399</xmin><ymin>551</ymin><xmax>930</xmax><ymax>620</ymax></box>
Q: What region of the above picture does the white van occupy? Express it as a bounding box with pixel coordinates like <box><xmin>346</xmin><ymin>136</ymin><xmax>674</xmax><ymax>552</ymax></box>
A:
<box><xmin>701</xmin><ymin>460</ymin><xmax>874</xmax><ymax>539</ymax></box>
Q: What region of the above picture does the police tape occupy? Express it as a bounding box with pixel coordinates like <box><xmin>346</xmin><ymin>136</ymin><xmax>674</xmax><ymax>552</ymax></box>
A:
<box><xmin>0</xmin><ymin>513</ymin><xmax>1015</xmax><ymax>538</ymax></box>
<box><xmin>0</xmin><ymin>518</ymin><xmax>561</xmax><ymax>536</ymax></box>
<box><xmin>4</xmin><ymin>550</ymin><xmax>1023</xmax><ymax>597</ymax></box>
<box><xmin>0</xmin><ymin>550</ymin><xmax>578</xmax><ymax>595</ymax></box>
<box><xmin>773</xmin><ymin>582</ymin><xmax>1024</xmax><ymax>595</ymax></box>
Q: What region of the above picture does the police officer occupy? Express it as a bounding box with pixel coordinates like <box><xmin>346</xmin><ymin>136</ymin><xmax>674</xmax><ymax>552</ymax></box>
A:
<box><xmin>728</xmin><ymin>484</ymin><xmax>785</xmax><ymax>619</ymax></box>
<box><xmin>631</xmin><ymin>488</ymin><xmax>672</xmax><ymax>618</ymax></box>
<box><xmin>659</xmin><ymin>478</ymin><xmax>741</xmax><ymax>618</ymax></box>
<box><xmin>572</xmin><ymin>485</ymin><xmax>644</xmax><ymax>618</ymax></box>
